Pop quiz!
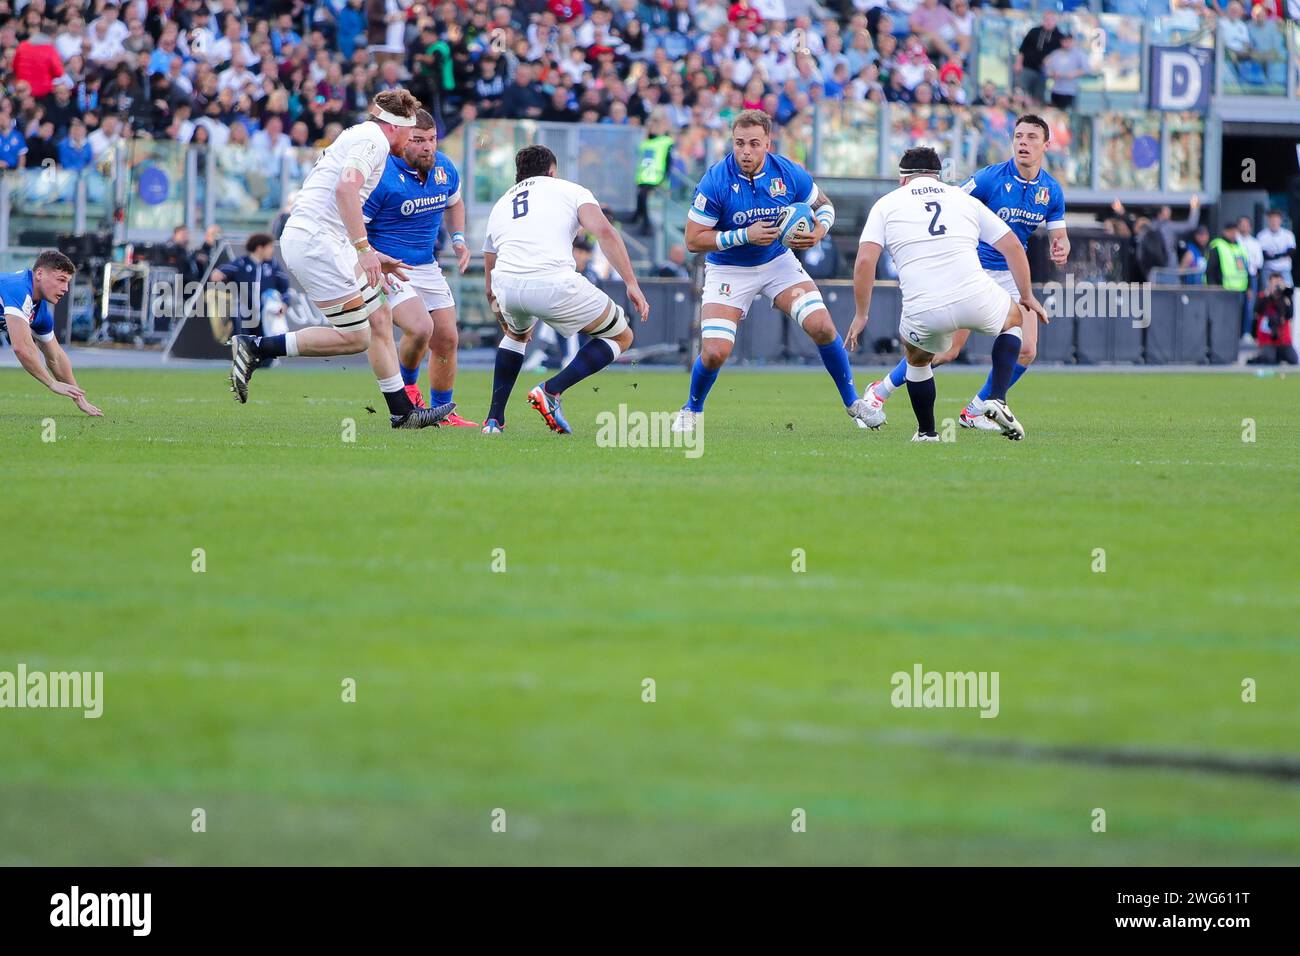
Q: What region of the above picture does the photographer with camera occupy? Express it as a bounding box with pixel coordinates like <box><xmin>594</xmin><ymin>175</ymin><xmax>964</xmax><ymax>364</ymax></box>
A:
<box><xmin>1248</xmin><ymin>272</ymin><xmax>1297</xmax><ymax>366</ymax></box>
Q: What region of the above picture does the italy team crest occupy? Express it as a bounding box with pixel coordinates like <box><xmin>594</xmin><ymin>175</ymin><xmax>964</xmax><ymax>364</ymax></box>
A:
<box><xmin>719</xmin><ymin>282</ymin><xmax>732</xmax><ymax>297</ymax></box>
<box><xmin>434</xmin><ymin>167</ymin><xmax>448</xmax><ymax>185</ymax></box>
<box><xmin>1034</xmin><ymin>186</ymin><xmax>1049</xmax><ymax>205</ymax></box>
<box><xmin>769</xmin><ymin>178</ymin><xmax>787</xmax><ymax>197</ymax></box>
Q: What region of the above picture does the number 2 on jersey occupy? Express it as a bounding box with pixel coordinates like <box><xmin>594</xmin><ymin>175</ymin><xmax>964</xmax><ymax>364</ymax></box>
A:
<box><xmin>924</xmin><ymin>201</ymin><xmax>945</xmax><ymax>236</ymax></box>
<box><xmin>512</xmin><ymin>190</ymin><xmax>529</xmax><ymax>219</ymax></box>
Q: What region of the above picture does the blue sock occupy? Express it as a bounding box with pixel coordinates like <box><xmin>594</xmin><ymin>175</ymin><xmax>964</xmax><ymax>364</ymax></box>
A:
<box><xmin>253</xmin><ymin>334</ymin><xmax>287</xmax><ymax>357</ymax></box>
<box><xmin>889</xmin><ymin>359</ymin><xmax>908</xmax><ymax>389</ymax></box>
<box><xmin>685</xmin><ymin>355</ymin><xmax>720</xmax><ymax>412</ymax></box>
<box><xmin>488</xmin><ymin>341</ymin><xmax>525</xmax><ymax>423</ymax></box>
<box><xmin>544</xmin><ymin>338</ymin><xmax>618</xmax><ymax>395</ymax></box>
<box><xmin>817</xmin><ymin>334</ymin><xmax>858</xmax><ymax>406</ymax></box>
<box><xmin>987</xmin><ymin>335</ymin><xmax>1021</xmax><ymax>401</ymax></box>
<box><xmin>399</xmin><ymin>363</ymin><xmax>420</xmax><ymax>387</ymax></box>
<box><xmin>430</xmin><ymin>388</ymin><xmax>453</xmax><ymax>407</ymax></box>
<box><xmin>977</xmin><ymin>363</ymin><xmax>1027</xmax><ymax>402</ymax></box>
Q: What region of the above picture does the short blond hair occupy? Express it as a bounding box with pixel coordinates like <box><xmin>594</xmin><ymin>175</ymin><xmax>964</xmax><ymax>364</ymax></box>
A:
<box><xmin>732</xmin><ymin>109</ymin><xmax>772</xmax><ymax>136</ymax></box>
<box><xmin>371</xmin><ymin>89</ymin><xmax>421</xmax><ymax>122</ymax></box>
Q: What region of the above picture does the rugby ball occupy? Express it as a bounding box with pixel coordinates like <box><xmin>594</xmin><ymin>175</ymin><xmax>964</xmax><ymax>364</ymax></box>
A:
<box><xmin>776</xmin><ymin>202</ymin><xmax>817</xmax><ymax>247</ymax></box>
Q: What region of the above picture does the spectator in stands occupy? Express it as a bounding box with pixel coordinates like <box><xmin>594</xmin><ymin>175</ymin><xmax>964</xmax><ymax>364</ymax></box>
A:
<box><xmin>1178</xmin><ymin>224</ymin><xmax>1211</xmax><ymax>285</ymax></box>
<box><xmin>501</xmin><ymin>61</ymin><xmax>546</xmax><ymax>119</ymax></box>
<box><xmin>57</xmin><ymin>118</ymin><xmax>93</xmax><ymax>172</ymax></box>
<box><xmin>1237</xmin><ymin>214</ymin><xmax>1265</xmax><ymax>339</ymax></box>
<box><xmin>0</xmin><ymin>112</ymin><xmax>28</xmax><ymax>169</ymax></box>
<box><xmin>657</xmin><ymin>243</ymin><xmax>691</xmax><ymax>278</ymax></box>
<box><xmin>26</xmin><ymin>119</ymin><xmax>58</xmax><ymax>170</ymax></box>
<box><xmin>1015</xmin><ymin>11</ymin><xmax>1063</xmax><ymax>106</ymax></box>
<box><xmin>1156</xmin><ymin>195</ymin><xmax>1202</xmax><ymax>271</ymax></box>
<box><xmin>14</xmin><ymin>26</ymin><xmax>65</xmax><ymax>99</ymax></box>
<box><xmin>1219</xmin><ymin>2</ymin><xmax>1250</xmax><ymax>87</ymax></box>
<box><xmin>1258</xmin><ymin>209</ymin><xmax>1296</xmax><ymax>287</ymax></box>
<box><xmin>1043</xmin><ymin>32</ymin><xmax>1089</xmax><ymax>109</ymax></box>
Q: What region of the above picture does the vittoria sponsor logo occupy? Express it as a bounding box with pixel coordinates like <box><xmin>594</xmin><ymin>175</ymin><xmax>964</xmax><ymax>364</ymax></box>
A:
<box><xmin>399</xmin><ymin>194</ymin><xmax>449</xmax><ymax>216</ymax></box>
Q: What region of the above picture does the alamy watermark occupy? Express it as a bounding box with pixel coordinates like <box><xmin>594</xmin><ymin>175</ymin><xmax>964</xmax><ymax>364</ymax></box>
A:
<box><xmin>890</xmin><ymin>663</ymin><xmax>999</xmax><ymax>718</ymax></box>
<box><xmin>1040</xmin><ymin>274</ymin><xmax>1152</xmax><ymax>329</ymax></box>
<box><xmin>595</xmin><ymin>404</ymin><xmax>704</xmax><ymax>458</ymax></box>
<box><xmin>0</xmin><ymin>663</ymin><xmax>103</xmax><ymax>718</ymax></box>
<box><xmin>149</xmin><ymin>276</ymin><xmax>257</xmax><ymax>325</ymax></box>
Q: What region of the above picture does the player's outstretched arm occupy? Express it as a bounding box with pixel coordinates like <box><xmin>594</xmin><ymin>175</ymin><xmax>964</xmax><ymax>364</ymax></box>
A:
<box><xmin>38</xmin><ymin>336</ymin><xmax>101</xmax><ymax>416</ymax></box>
<box><xmin>846</xmin><ymin>240</ymin><xmax>881</xmax><ymax>352</ymax></box>
<box><xmin>577</xmin><ymin>203</ymin><xmax>649</xmax><ymax>321</ymax></box>
<box><xmin>4</xmin><ymin>314</ymin><xmax>94</xmax><ymax>410</ymax></box>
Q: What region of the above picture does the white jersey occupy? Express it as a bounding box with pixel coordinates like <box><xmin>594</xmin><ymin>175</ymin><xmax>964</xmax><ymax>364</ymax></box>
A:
<box><xmin>860</xmin><ymin>178</ymin><xmax>1012</xmax><ymax>313</ymax></box>
<box><xmin>483</xmin><ymin>176</ymin><xmax>599</xmax><ymax>279</ymax></box>
<box><xmin>285</xmin><ymin>121</ymin><xmax>391</xmax><ymax>242</ymax></box>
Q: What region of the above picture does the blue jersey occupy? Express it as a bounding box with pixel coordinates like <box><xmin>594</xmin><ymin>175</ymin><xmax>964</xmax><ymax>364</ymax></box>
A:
<box><xmin>961</xmin><ymin>159</ymin><xmax>1066</xmax><ymax>271</ymax></box>
<box><xmin>362</xmin><ymin>151</ymin><xmax>462</xmax><ymax>267</ymax></box>
<box><xmin>0</xmin><ymin>269</ymin><xmax>54</xmax><ymax>341</ymax></box>
<box><xmin>689</xmin><ymin>152</ymin><xmax>818</xmax><ymax>267</ymax></box>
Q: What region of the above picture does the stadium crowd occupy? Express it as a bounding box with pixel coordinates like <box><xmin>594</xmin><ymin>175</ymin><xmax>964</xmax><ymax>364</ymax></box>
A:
<box><xmin>0</xmin><ymin>0</ymin><xmax>1293</xmax><ymax>182</ymax></box>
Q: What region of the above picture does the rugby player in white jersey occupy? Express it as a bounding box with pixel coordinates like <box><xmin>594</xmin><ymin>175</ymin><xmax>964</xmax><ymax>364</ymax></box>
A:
<box><xmin>479</xmin><ymin>145</ymin><xmax>649</xmax><ymax>435</ymax></box>
<box><xmin>846</xmin><ymin>147</ymin><xmax>1047</xmax><ymax>441</ymax></box>
<box><xmin>227</xmin><ymin>90</ymin><xmax>453</xmax><ymax>429</ymax></box>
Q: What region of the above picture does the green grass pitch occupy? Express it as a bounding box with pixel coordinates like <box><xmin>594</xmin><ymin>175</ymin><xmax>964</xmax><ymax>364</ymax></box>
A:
<box><xmin>1</xmin><ymin>364</ymin><xmax>1297</xmax><ymax>865</ymax></box>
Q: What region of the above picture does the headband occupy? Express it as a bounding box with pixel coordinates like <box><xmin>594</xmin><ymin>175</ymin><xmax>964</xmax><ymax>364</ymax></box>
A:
<box><xmin>371</xmin><ymin>107</ymin><xmax>415</xmax><ymax>127</ymax></box>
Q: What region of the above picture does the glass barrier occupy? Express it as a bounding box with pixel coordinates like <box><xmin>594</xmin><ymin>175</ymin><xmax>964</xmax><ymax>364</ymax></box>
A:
<box><xmin>886</xmin><ymin>103</ymin><xmax>960</xmax><ymax>168</ymax></box>
<box><xmin>950</xmin><ymin>107</ymin><xmax>1091</xmax><ymax>189</ymax></box>
<box><xmin>210</xmin><ymin>141</ymin><xmax>282</xmax><ymax>231</ymax></box>
<box><xmin>1292</xmin><ymin>22</ymin><xmax>1300</xmax><ymax>99</ymax></box>
<box><xmin>1103</xmin><ymin>0</ymin><xmax>1171</xmax><ymax>15</ymax></box>
<box><xmin>126</xmin><ymin>138</ymin><xmax>186</xmax><ymax>233</ymax></box>
<box><xmin>5</xmin><ymin>167</ymin><xmax>78</xmax><ymax>240</ymax></box>
<box><xmin>1220</xmin><ymin>16</ymin><xmax>1288</xmax><ymax>96</ymax></box>
<box><xmin>1065</xmin><ymin>13</ymin><xmax>1143</xmax><ymax>94</ymax></box>
<box><xmin>975</xmin><ymin>12</ymin><xmax>1036</xmax><ymax>94</ymax></box>
<box><xmin>1163</xmin><ymin>113</ymin><xmax>1204</xmax><ymax>192</ymax></box>
<box><xmin>815</xmin><ymin>101</ymin><xmax>882</xmax><ymax>178</ymax></box>
<box><xmin>1097</xmin><ymin>112</ymin><xmax>1162</xmax><ymax>190</ymax></box>
<box><xmin>1149</xmin><ymin>14</ymin><xmax>1215</xmax><ymax>48</ymax></box>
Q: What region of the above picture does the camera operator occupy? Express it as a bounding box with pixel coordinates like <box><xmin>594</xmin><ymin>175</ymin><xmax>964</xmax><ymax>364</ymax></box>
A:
<box><xmin>1249</xmin><ymin>273</ymin><xmax>1297</xmax><ymax>365</ymax></box>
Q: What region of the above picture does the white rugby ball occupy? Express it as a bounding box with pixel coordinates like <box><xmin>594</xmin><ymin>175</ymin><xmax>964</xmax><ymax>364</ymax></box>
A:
<box><xmin>776</xmin><ymin>202</ymin><xmax>816</xmax><ymax>247</ymax></box>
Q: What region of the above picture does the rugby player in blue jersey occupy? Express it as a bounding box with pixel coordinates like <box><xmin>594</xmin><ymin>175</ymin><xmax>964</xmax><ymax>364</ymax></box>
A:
<box><xmin>0</xmin><ymin>250</ymin><xmax>101</xmax><ymax>416</ymax></box>
<box><xmin>861</xmin><ymin>114</ymin><xmax>1068</xmax><ymax>430</ymax></box>
<box><xmin>363</xmin><ymin>108</ymin><xmax>477</xmax><ymax>426</ymax></box>
<box><xmin>672</xmin><ymin>109</ymin><xmax>881</xmax><ymax>433</ymax></box>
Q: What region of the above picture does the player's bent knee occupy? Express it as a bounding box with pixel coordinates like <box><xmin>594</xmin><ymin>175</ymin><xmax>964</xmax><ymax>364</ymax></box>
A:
<box><xmin>789</xmin><ymin>290</ymin><xmax>829</xmax><ymax>336</ymax></box>
<box><xmin>1019</xmin><ymin>345</ymin><xmax>1037</xmax><ymax>365</ymax></box>
<box><xmin>587</xmin><ymin>301</ymin><xmax>630</xmax><ymax>341</ymax></box>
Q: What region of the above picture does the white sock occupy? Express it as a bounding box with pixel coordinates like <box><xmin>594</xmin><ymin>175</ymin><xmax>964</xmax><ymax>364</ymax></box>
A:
<box><xmin>967</xmin><ymin>395</ymin><xmax>986</xmax><ymax>413</ymax></box>
<box><xmin>377</xmin><ymin>374</ymin><xmax>404</xmax><ymax>393</ymax></box>
<box><xmin>284</xmin><ymin>330</ymin><xmax>300</xmax><ymax>357</ymax></box>
<box><xmin>904</xmin><ymin>363</ymin><xmax>934</xmax><ymax>382</ymax></box>
<box><xmin>499</xmin><ymin>336</ymin><xmax>527</xmax><ymax>355</ymax></box>
<box><xmin>874</xmin><ymin>377</ymin><xmax>898</xmax><ymax>400</ymax></box>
